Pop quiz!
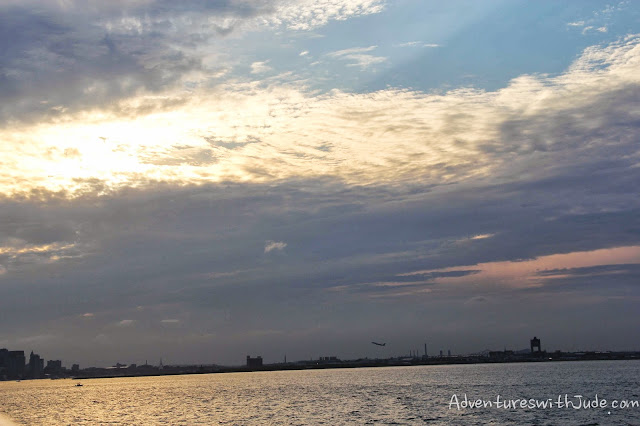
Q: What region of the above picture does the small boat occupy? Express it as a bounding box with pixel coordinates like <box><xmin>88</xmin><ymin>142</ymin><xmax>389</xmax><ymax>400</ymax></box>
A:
<box><xmin>75</xmin><ymin>383</ymin><xmax>83</xmax><ymax>387</ymax></box>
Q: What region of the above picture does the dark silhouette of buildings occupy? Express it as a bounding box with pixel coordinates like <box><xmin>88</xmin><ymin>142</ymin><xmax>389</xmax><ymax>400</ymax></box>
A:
<box><xmin>246</xmin><ymin>355</ymin><xmax>263</xmax><ymax>368</ymax></box>
<box><xmin>318</xmin><ymin>356</ymin><xmax>339</xmax><ymax>363</ymax></box>
<box><xmin>531</xmin><ymin>336</ymin><xmax>542</xmax><ymax>353</ymax></box>
<box><xmin>489</xmin><ymin>350</ymin><xmax>514</xmax><ymax>360</ymax></box>
<box><xmin>0</xmin><ymin>350</ymin><xmax>27</xmax><ymax>380</ymax></box>
<box><xmin>4</xmin><ymin>334</ymin><xmax>640</xmax><ymax>381</ymax></box>
<box><xmin>8</xmin><ymin>350</ymin><xmax>25</xmax><ymax>379</ymax></box>
<box><xmin>28</xmin><ymin>351</ymin><xmax>44</xmax><ymax>379</ymax></box>
<box><xmin>45</xmin><ymin>360</ymin><xmax>63</xmax><ymax>376</ymax></box>
<box><xmin>0</xmin><ymin>349</ymin><xmax>8</xmax><ymax>379</ymax></box>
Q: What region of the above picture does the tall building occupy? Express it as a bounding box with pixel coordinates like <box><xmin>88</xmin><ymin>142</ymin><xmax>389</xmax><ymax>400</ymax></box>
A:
<box><xmin>246</xmin><ymin>355</ymin><xmax>263</xmax><ymax>368</ymax></box>
<box><xmin>28</xmin><ymin>351</ymin><xmax>44</xmax><ymax>379</ymax></box>
<box><xmin>0</xmin><ymin>349</ymin><xmax>9</xmax><ymax>379</ymax></box>
<box><xmin>8</xmin><ymin>351</ymin><xmax>25</xmax><ymax>379</ymax></box>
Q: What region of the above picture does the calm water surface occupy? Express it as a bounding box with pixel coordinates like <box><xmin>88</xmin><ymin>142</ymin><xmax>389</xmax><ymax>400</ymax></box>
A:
<box><xmin>1</xmin><ymin>360</ymin><xmax>639</xmax><ymax>425</ymax></box>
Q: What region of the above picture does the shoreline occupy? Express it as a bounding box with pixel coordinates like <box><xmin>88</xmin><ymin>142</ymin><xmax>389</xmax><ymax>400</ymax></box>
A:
<box><xmin>70</xmin><ymin>353</ymin><xmax>640</xmax><ymax>381</ymax></box>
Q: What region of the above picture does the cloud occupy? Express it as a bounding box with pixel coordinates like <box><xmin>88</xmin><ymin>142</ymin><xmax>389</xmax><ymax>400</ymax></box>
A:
<box><xmin>2</xmin><ymin>35</ymin><xmax>639</xmax><ymax>198</ymax></box>
<box><xmin>264</xmin><ymin>240</ymin><xmax>287</xmax><ymax>253</ymax></box>
<box><xmin>327</xmin><ymin>45</ymin><xmax>378</xmax><ymax>56</ymax></box>
<box><xmin>250</xmin><ymin>61</ymin><xmax>272</xmax><ymax>74</ymax></box>
<box><xmin>582</xmin><ymin>26</ymin><xmax>595</xmax><ymax>34</ymax></box>
<box><xmin>343</xmin><ymin>54</ymin><xmax>387</xmax><ymax>69</ymax></box>
<box><xmin>299</xmin><ymin>50</ymin><xmax>309</xmax><ymax>56</ymax></box>
<box><xmin>161</xmin><ymin>319</ymin><xmax>180</xmax><ymax>323</ymax></box>
<box><xmin>396</xmin><ymin>41</ymin><xmax>422</xmax><ymax>47</ymax></box>
<box><xmin>0</xmin><ymin>0</ymin><xmax>386</xmax><ymax>125</ymax></box>
<box><xmin>0</xmin><ymin>170</ymin><xmax>638</xmax><ymax>363</ymax></box>
<box><xmin>326</xmin><ymin>45</ymin><xmax>386</xmax><ymax>69</ymax></box>
<box><xmin>567</xmin><ymin>1</ymin><xmax>626</xmax><ymax>36</ymax></box>
<box><xmin>270</xmin><ymin>0</ymin><xmax>385</xmax><ymax>31</ymax></box>
<box><xmin>0</xmin><ymin>239</ymin><xmax>86</xmax><ymax>271</ymax></box>
<box><xmin>117</xmin><ymin>319</ymin><xmax>135</xmax><ymax>327</ymax></box>
<box><xmin>399</xmin><ymin>246</ymin><xmax>640</xmax><ymax>289</ymax></box>
<box><xmin>470</xmin><ymin>234</ymin><xmax>494</xmax><ymax>240</ymax></box>
<box><xmin>535</xmin><ymin>263</ymin><xmax>639</xmax><ymax>279</ymax></box>
<box><xmin>1</xmin><ymin>34</ymin><xmax>639</xmax><ymax>363</ymax></box>
<box><xmin>396</xmin><ymin>41</ymin><xmax>440</xmax><ymax>48</ymax></box>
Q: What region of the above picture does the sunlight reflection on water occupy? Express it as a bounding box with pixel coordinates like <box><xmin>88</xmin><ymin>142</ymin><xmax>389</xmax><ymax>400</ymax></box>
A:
<box><xmin>0</xmin><ymin>360</ymin><xmax>639</xmax><ymax>425</ymax></box>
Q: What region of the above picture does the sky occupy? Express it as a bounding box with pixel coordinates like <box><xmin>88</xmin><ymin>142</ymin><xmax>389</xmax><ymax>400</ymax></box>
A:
<box><xmin>1</xmin><ymin>0</ymin><xmax>639</xmax><ymax>367</ymax></box>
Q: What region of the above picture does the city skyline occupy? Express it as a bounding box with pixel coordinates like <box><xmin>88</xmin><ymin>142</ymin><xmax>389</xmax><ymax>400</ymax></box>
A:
<box><xmin>4</xmin><ymin>334</ymin><xmax>638</xmax><ymax>375</ymax></box>
<box><xmin>1</xmin><ymin>0</ymin><xmax>639</xmax><ymax>367</ymax></box>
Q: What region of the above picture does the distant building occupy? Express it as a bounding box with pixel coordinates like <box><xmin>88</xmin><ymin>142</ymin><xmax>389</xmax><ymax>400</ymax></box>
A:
<box><xmin>8</xmin><ymin>350</ymin><xmax>25</xmax><ymax>379</ymax></box>
<box><xmin>0</xmin><ymin>349</ymin><xmax>9</xmax><ymax>379</ymax></box>
<box><xmin>318</xmin><ymin>356</ymin><xmax>339</xmax><ymax>363</ymax></box>
<box><xmin>246</xmin><ymin>355</ymin><xmax>263</xmax><ymax>368</ymax></box>
<box><xmin>28</xmin><ymin>351</ymin><xmax>44</xmax><ymax>379</ymax></box>
<box><xmin>531</xmin><ymin>337</ymin><xmax>542</xmax><ymax>353</ymax></box>
<box><xmin>45</xmin><ymin>360</ymin><xmax>63</xmax><ymax>376</ymax></box>
<box><xmin>71</xmin><ymin>364</ymin><xmax>80</xmax><ymax>373</ymax></box>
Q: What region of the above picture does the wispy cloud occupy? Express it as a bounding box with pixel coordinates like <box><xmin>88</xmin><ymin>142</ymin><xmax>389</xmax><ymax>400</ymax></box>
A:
<box><xmin>396</xmin><ymin>41</ymin><xmax>440</xmax><ymax>48</ymax></box>
<box><xmin>580</xmin><ymin>25</ymin><xmax>608</xmax><ymax>35</ymax></box>
<box><xmin>327</xmin><ymin>45</ymin><xmax>378</xmax><ymax>56</ymax></box>
<box><xmin>568</xmin><ymin>1</ymin><xmax>625</xmax><ymax>36</ymax></box>
<box><xmin>326</xmin><ymin>45</ymin><xmax>386</xmax><ymax>69</ymax></box>
<box><xmin>265</xmin><ymin>241</ymin><xmax>287</xmax><ymax>253</ymax></box>
<box><xmin>399</xmin><ymin>246</ymin><xmax>640</xmax><ymax>288</ymax></box>
<box><xmin>251</xmin><ymin>61</ymin><xmax>272</xmax><ymax>74</ymax></box>
<box><xmin>470</xmin><ymin>234</ymin><xmax>494</xmax><ymax>240</ymax></box>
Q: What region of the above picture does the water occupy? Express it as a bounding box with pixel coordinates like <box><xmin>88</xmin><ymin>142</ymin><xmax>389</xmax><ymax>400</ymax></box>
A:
<box><xmin>0</xmin><ymin>360</ymin><xmax>638</xmax><ymax>425</ymax></box>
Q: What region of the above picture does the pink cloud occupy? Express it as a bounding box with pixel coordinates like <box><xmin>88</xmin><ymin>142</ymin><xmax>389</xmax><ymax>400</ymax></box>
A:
<box><xmin>400</xmin><ymin>246</ymin><xmax>640</xmax><ymax>288</ymax></box>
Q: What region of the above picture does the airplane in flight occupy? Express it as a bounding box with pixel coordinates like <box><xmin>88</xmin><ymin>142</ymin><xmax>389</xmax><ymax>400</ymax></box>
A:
<box><xmin>371</xmin><ymin>342</ymin><xmax>386</xmax><ymax>346</ymax></box>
